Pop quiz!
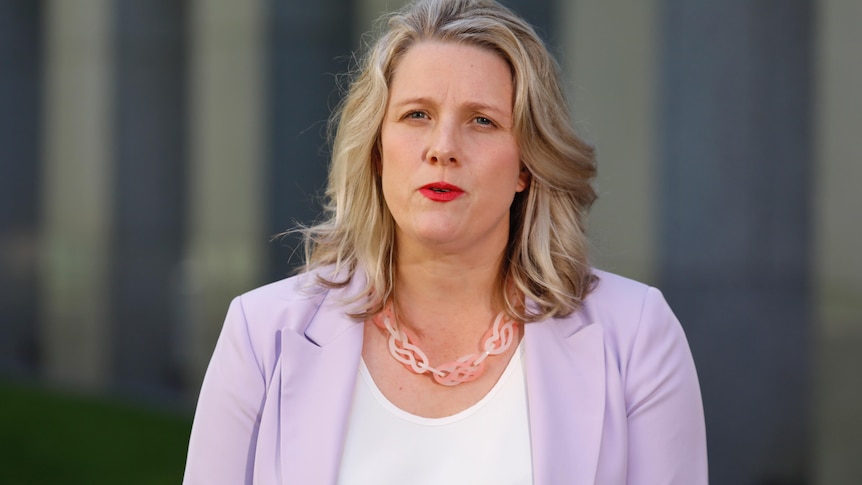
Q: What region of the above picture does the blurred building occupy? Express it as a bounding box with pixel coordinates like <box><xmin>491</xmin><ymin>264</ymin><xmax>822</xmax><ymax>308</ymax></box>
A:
<box><xmin>0</xmin><ymin>0</ymin><xmax>859</xmax><ymax>483</ymax></box>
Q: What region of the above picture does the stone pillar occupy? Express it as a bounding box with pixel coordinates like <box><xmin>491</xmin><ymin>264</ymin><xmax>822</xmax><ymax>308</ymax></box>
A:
<box><xmin>501</xmin><ymin>0</ymin><xmax>553</xmax><ymax>41</ymax></box>
<box><xmin>266</xmin><ymin>0</ymin><xmax>354</xmax><ymax>279</ymax></box>
<box><xmin>659</xmin><ymin>1</ymin><xmax>813</xmax><ymax>482</ymax></box>
<box><xmin>354</xmin><ymin>0</ymin><xmax>404</xmax><ymax>40</ymax></box>
<box><xmin>39</xmin><ymin>0</ymin><xmax>114</xmax><ymax>389</ymax></box>
<box><xmin>185</xmin><ymin>0</ymin><xmax>267</xmax><ymax>387</ymax></box>
<box><xmin>355</xmin><ymin>0</ymin><xmax>553</xmax><ymax>46</ymax></box>
<box><xmin>111</xmin><ymin>0</ymin><xmax>188</xmax><ymax>395</ymax></box>
<box><xmin>812</xmin><ymin>0</ymin><xmax>862</xmax><ymax>482</ymax></box>
<box><xmin>558</xmin><ymin>0</ymin><xmax>660</xmax><ymax>283</ymax></box>
<box><xmin>0</xmin><ymin>0</ymin><xmax>42</xmax><ymax>375</ymax></box>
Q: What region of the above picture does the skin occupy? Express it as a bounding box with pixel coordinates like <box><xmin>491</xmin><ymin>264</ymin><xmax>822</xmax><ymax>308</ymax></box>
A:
<box><xmin>364</xmin><ymin>41</ymin><xmax>528</xmax><ymax>418</ymax></box>
<box><xmin>380</xmin><ymin>41</ymin><xmax>527</xmax><ymax>259</ymax></box>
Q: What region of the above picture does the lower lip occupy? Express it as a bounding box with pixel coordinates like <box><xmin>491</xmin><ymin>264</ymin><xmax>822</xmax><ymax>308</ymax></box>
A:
<box><xmin>420</xmin><ymin>188</ymin><xmax>464</xmax><ymax>202</ymax></box>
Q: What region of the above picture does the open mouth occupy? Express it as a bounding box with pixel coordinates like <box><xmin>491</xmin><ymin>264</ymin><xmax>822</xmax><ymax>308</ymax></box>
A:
<box><xmin>420</xmin><ymin>182</ymin><xmax>464</xmax><ymax>201</ymax></box>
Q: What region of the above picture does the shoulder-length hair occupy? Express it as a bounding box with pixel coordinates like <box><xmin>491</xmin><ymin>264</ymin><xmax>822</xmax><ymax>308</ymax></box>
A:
<box><xmin>299</xmin><ymin>0</ymin><xmax>597</xmax><ymax>322</ymax></box>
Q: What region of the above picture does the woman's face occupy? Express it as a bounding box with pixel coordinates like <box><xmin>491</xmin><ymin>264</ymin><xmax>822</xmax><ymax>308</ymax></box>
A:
<box><xmin>380</xmin><ymin>41</ymin><xmax>527</xmax><ymax>258</ymax></box>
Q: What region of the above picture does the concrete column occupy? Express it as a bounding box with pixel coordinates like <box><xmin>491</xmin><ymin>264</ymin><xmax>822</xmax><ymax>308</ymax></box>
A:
<box><xmin>558</xmin><ymin>0</ymin><xmax>659</xmax><ymax>283</ymax></box>
<box><xmin>355</xmin><ymin>0</ymin><xmax>553</xmax><ymax>52</ymax></box>
<box><xmin>185</xmin><ymin>0</ymin><xmax>267</xmax><ymax>386</ymax></box>
<box><xmin>0</xmin><ymin>0</ymin><xmax>42</xmax><ymax>375</ymax></box>
<box><xmin>266</xmin><ymin>0</ymin><xmax>353</xmax><ymax>280</ymax></box>
<box><xmin>659</xmin><ymin>1</ymin><xmax>813</xmax><ymax>482</ymax></box>
<box><xmin>354</xmin><ymin>0</ymin><xmax>405</xmax><ymax>39</ymax></box>
<box><xmin>501</xmin><ymin>0</ymin><xmax>553</xmax><ymax>41</ymax></box>
<box><xmin>39</xmin><ymin>0</ymin><xmax>114</xmax><ymax>389</ymax></box>
<box><xmin>111</xmin><ymin>0</ymin><xmax>188</xmax><ymax>395</ymax></box>
<box><xmin>812</xmin><ymin>0</ymin><xmax>862</xmax><ymax>482</ymax></box>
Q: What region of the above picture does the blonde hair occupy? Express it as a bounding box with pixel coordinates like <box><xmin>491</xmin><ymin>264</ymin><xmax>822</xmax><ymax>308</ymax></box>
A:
<box><xmin>299</xmin><ymin>0</ymin><xmax>597</xmax><ymax>321</ymax></box>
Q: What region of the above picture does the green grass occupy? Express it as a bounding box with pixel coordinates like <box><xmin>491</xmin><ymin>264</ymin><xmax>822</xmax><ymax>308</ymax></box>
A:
<box><xmin>0</xmin><ymin>381</ymin><xmax>192</xmax><ymax>484</ymax></box>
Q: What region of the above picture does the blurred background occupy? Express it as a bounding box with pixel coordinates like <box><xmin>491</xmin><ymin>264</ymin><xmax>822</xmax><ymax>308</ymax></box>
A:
<box><xmin>1</xmin><ymin>0</ymin><xmax>859</xmax><ymax>483</ymax></box>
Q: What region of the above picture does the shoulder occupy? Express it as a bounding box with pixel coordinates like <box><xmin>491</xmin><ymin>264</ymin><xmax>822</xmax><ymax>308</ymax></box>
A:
<box><xmin>576</xmin><ymin>269</ymin><xmax>686</xmax><ymax>365</ymax></box>
<box><xmin>232</xmin><ymin>270</ymin><xmax>325</xmax><ymax>331</ymax></box>
<box><xmin>227</xmin><ymin>266</ymin><xmax>366</xmax><ymax>344</ymax></box>
<box><xmin>586</xmin><ymin>269</ymin><xmax>655</xmax><ymax>310</ymax></box>
<box><xmin>234</xmin><ymin>273</ymin><xmax>327</xmax><ymax>317</ymax></box>
<box><xmin>579</xmin><ymin>269</ymin><xmax>665</xmax><ymax>328</ymax></box>
<box><xmin>224</xmin><ymin>268</ymin><xmax>348</xmax><ymax>343</ymax></box>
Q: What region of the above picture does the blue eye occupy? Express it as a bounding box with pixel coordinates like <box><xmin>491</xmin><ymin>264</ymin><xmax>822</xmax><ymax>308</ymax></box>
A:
<box><xmin>475</xmin><ymin>116</ymin><xmax>494</xmax><ymax>126</ymax></box>
<box><xmin>405</xmin><ymin>111</ymin><xmax>427</xmax><ymax>120</ymax></box>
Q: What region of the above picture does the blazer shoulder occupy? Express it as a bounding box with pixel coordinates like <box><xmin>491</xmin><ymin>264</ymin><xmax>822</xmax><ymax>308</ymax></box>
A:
<box><xmin>240</xmin><ymin>270</ymin><xmax>323</xmax><ymax>306</ymax></box>
<box><xmin>585</xmin><ymin>269</ymin><xmax>654</xmax><ymax>319</ymax></box>
<box><xmin>224</xmin><ymin>270</ymin><xmax>331</xmax><ymax>348</ymax></box>
<box><xmin>580</xmin><ymin>269</ymin><xmax>679</xmax><ymax>348</ymax></box>
<box><xmin>230</xmin><ymin>267</ymin><xmax>368</xmax><ymax>346</ymax></box>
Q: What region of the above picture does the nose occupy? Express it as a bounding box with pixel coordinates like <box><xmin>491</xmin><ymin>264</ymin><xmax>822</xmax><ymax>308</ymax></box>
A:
<box><xmin>426</xmin><ymin>120</ymin><xmax>458</xmax><ymax>165</ymax></box>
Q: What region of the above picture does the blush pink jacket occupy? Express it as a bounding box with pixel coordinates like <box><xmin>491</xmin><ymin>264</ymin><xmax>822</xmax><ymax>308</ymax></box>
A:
<box><xmin>184</xmin><ymin>269</ymin><xmax>707</xmax><ymax>484</ymax></box>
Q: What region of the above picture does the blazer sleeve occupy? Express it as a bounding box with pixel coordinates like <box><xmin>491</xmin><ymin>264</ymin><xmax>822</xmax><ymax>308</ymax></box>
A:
<box><xmin>624</xmin><ymin>287</ymin><xmax>708</xmax><ymax>484</ymax></box>
<box><xmin>184</xmin><ymin>296</ymin><xmax>266</xmax><ymax>485</ymax></box>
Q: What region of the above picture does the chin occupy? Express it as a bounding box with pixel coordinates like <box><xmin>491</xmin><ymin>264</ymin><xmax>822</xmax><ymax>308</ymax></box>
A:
<box><xmin>415</xmin><ymin>231</ymin><xmax>461</xmax><ymax>247</ymax></box>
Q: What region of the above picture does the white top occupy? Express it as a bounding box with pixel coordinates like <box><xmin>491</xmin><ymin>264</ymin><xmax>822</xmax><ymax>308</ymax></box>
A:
<box><xmin>337</xmin><ymin>342</ymin><xmax>533</xmax><ymax>485</ymax></box>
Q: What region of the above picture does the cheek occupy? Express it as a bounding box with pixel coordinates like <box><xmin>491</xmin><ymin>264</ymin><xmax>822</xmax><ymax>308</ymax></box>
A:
<box><xmin>379</xmin><ymin>128</ymin><xmax>408</xmax><ymax>176</ymax></box>
<box><xmin>379</xmin><ymin>135</ymin><xmax>420</xmax><ymax>194</ymax></box>
<box><xmin>379</xmin><ymin>150</ymin><xmax>401</xmax><ymax>188</ymax></box>
<box><xmin>378</xmin><ymin>155</ymin><xmax>406</xmax><ymax>212</ymax></box>
<box><xmin>494</xmin><ymin>146</ymin><xmax>523</xmax><ymax>191</ymax></box>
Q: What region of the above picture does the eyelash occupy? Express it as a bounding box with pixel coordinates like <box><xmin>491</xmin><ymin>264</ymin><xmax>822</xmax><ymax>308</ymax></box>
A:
<box><xmin>402</xmin><ymin>111</ymin><xmax>496</xmax><ymax>127</ymax></box>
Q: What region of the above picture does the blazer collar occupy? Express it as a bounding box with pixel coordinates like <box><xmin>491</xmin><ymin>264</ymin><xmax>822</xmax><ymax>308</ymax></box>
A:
<box><xmin>524</xmin><ymin>308</ymin><xmax>606</xmax><ymax>484</ymax></box>
<box><xmin>275</xmin><ymin>276</ymin><xmax>367</xmax><ymax>484</ymax></box>
<box><xmin>303</xmin><ymin>275</ymin><xmax>366</xmax><ymax>346</ymax></box>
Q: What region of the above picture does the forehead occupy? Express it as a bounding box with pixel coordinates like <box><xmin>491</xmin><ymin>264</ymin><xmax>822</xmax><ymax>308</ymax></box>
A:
<box><xmin>388</xmin><ymin>41</ymin><xmax>513</xmax><ymax>109</ymax></box>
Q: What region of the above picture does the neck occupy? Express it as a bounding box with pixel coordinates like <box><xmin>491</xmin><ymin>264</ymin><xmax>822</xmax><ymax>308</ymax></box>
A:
<box><xmin>392</xmin><ymin>247</ymin><xmax>507</xmax><ymax>338</ymax></box>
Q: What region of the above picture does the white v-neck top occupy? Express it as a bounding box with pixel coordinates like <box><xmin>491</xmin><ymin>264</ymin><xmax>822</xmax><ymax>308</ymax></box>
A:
<box><xmin>337</xmin><ymin>342</ymin><xmax>533</xmax><ymax>485</ymax></box>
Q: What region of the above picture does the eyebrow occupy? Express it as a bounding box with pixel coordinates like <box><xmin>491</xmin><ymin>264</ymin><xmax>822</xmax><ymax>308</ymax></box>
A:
<box><xmin>389</xmin><ymin>96</ymin><xmax>511</xmax><ymax>119</ymax></box>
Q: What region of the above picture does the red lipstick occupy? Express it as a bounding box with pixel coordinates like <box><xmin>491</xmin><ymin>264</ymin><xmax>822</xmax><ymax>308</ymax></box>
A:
<box><xmin>419</xmin><ymin>182</ymin><xmax>464</xmax><ymax>202</ymax></box>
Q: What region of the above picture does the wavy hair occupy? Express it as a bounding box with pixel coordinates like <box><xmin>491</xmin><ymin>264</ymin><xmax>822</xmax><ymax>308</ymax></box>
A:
<box><xmin>299</xmin><ymin>0</ymin><xmax>597</xmax><ymax>321</ymax></box>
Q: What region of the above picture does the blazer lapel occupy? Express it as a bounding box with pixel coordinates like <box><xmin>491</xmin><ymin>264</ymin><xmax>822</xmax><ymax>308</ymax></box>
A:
<box><xmin>276</xmin><ymin>281</ymin><xmax>366</xmax><ymax>484</ymax></box>
<box><xmin>525</xmin><ymin>314</ymin><xmax>606</xmax><ymax>484</ymax></box>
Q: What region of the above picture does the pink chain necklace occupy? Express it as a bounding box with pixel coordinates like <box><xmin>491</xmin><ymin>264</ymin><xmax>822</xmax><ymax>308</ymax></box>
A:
<box><xmin>370</xmin><ymin>300</ymin><xmax>520</xmax><ymax>386</ymax></box>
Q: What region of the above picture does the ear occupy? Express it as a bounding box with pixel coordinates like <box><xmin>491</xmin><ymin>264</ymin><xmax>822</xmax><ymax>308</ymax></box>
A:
<box><xmin>516</xmin><ymin>164</ymin><xmax>530</xmax><ymax>192</ymax></box>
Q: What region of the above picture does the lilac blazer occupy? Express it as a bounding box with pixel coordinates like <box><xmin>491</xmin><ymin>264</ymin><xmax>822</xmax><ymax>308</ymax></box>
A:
<box><xmin>184</xmin><ymin>269</ymin><xmax>707</xmax><ymax>484</ymax></box>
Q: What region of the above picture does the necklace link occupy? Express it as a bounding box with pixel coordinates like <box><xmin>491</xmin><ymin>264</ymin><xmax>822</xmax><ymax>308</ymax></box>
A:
<box><xmin>371</xmin><ymin>301</ymin><xmax>520</xmax><ymax>386</ymax></box>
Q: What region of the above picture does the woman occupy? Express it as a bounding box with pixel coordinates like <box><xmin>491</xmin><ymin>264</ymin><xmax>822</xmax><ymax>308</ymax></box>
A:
<box><xmin>184</xmin><ymin>0</ymin><xmax>707</xmax><ymax>483</ymax></box>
